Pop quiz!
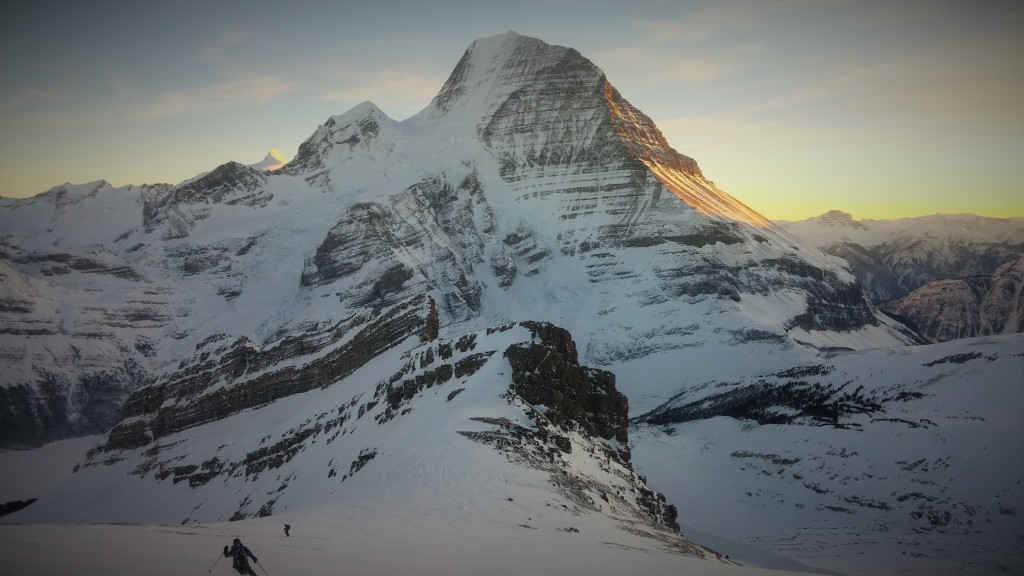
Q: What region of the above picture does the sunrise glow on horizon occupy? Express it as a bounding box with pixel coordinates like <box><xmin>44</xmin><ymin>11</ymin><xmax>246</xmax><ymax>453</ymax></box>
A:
<box><xmin>0</xmin><ymin>1</ymin><xmax>1020</xmax><ymax>222</ymax></box>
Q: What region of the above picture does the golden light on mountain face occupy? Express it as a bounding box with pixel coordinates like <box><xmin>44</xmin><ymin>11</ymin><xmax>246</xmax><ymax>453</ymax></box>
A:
<box><xmin>604</xmin><ymin>80</ymin><xmax>771</xmax><ymax>228</ymax></box>
<box><xmin>645</xmin><ymin>162</ymin><xmax>773</xmax><ymax>228</ymax></box>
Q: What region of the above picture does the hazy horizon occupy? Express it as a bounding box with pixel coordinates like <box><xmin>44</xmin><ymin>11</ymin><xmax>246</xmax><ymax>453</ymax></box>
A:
<box><xmin>1</xmin><ymin>0</ymin><xmax>1021</xmax><ymax>220</ymax></box>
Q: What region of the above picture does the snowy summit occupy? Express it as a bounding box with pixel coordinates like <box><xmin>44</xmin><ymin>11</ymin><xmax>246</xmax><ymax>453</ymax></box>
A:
<box><xmin>249</xmin><ymin>149</ymin><xmax>287</xmax><ymax>172</ymax></box>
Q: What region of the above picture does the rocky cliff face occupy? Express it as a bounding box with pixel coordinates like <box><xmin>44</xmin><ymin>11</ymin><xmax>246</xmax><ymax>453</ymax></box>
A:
<box><xmin>879</xmin><ymin>257</ymin><xmax>1024</xmax><ymax>342</ymax></box>
<box><xmin>505</xmin><ymin>321</ymin><xmax>628</xmax><ymax>448</ymax></box>
<box><xmin>298</xmin><ymin>174</ymin><xmax>491</xmax><ymax>321</ymax></box>
<box><xmin>100</xmin><ymin>295</ymin><xmax>436</xmax><ymax>452</ymax></box>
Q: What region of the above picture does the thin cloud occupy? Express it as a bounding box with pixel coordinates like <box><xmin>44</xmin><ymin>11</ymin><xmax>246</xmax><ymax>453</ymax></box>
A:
<box><xmin>199</xmin><ymin>30</ymin><xmax>250</xmax><ymax>60</ymax></box>
<box><xmin>0</xmin><ymin>88</ymin><xmax>70</xmax><ymax>116</ymax></box>
<box><xmin>138</xmin><ymin>74</ymin><xmax>296</xmax><ymax>118</ymax></box>
<box><xmin>593</xmin><ymin>46</ymin><xmax>731</xmax><ymax>83</ymax></box>
<box><xmin>312</xmin><ymin>68</ymin><xmax>443</xmax><ymax>115</ymax></box>
<box><xmin>633</xmin><ymin>0</ymin><xmax>834</xmax><ymax>43</ymax></box>
<box><xmin>633</xmin><ymin>8</ymin><xmax>753</xmax><ymax>42</ymax></box>
<box><xmin>0</xmin><ymin>85</ymin><xmax>101</xmax><ymax>130</ymax></box>
<box><xmin>741</xmin><ymin>32</ymin><xmax>1024</xmax><ymax>130</ymax></box>
<box><xmin>592</xmin><ymin>41</ymin><xmax>763</xmax><ymax>89</ymax></box>
<box><xmin>656</xmin><ymin>114</ymin><xmax>871</xmax><ymax>157</ymax></box>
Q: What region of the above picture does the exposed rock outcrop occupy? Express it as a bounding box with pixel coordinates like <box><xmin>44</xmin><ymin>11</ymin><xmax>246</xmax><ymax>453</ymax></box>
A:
<box><xmin>101</xmin><ymin>295</ymin><xmax>434</xmax><ymax>451</ymax></box>
<box><xmin>505</xmin><ymin>321</ymin><xmax>628</xmax><ymax>448</ymax></box>
<box><xmin>299</xmin><ymin>176</ymin><xmax>490</xmax><ymax>321</ymax></box>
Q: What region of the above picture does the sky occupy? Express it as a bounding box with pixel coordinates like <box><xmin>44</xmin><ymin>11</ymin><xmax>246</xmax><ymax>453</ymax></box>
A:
<box><xmin>0</xmin><ymin>0</ymin><xmax>1021</xmax><ymax>220</ymax></box>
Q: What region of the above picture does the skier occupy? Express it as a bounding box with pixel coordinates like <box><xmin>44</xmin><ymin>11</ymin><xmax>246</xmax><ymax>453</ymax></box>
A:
<box><xmin>283</xmin><ymin>524</ymin><xmax>290</xmax><ymax>537</ymax></box>
<box><xmin>223</xmin><ymin>537</ymin><xmax>259</xmax><ymax>576</ymax></box>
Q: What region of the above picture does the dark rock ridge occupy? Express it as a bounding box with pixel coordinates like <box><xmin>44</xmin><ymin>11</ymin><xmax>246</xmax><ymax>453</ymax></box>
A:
<box><xmin>73</xmin><ymin>318</ymin><xmax>690</xmax><ymax>546</ymax></box>
<box><xmin>99</xmin><ymin>295</ymin><xmax>436</xmax><ymax>451</ymax></box>
<box><xmin>504</xmin><ymin>321</ymin><xmax>629</xmax><ymax>449</ymax></box>
<box><xmin>372</xmin><ymin>320</ymin><xmax>628</xmax><ymax>458</ymax></box>
<box><xmin>12</xmin><ymin>250</ymin><xmax>143</xmax><ymax>281</ymax></box>
<box><xmin>635</xmin><ymin>363</ymin><xmax>927</xmax><ymax>430</ymax></box>
<box><xmin>143</xmin><ymin>162</ymin><xmax>271</xmax><ymax>239</ymax></box>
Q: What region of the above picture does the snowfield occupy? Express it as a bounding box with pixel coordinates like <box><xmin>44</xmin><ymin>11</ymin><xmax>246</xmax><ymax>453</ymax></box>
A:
<box><xmin>631</xmin><ymin>333</ymin><xmax>1024</xmax><ymax>576</ymax></box>
<box><xmin>0</xmin><ymin>515</ymin><xmax>824</xmax><ymax>576</ymax></box>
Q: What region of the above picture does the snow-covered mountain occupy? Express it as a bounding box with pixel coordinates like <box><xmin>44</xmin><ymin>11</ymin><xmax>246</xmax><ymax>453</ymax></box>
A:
<box><xmin>878</xmin><ymin>257</ymin><xmax>1024</xmax><ymax>342</ymax></box>
<box><xmin>778</xmin><ymin>210</ymin><xmax>1024</xmax><ymax>303</ymax></box>
<box><xmin>0</xmin><ymin>32</ymin><xmax>912</xmax><ymax>450</ymax></box>
<box><xmin>0</xmin><ymin>180</ymin><xmax>176</xmax><ymax>446</ymax></box>
<box><xmin>2</xmin><ymin>32</ymin><xmax>1020</xmax><ymax>576</ymax></box>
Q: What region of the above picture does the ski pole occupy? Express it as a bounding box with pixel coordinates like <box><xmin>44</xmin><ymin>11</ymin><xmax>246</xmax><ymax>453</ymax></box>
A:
<box><xmin>208</xmin><ymin>551</ymin><xmax>223</xmax><ymax>573</ymax></box>
<box><xmin>255</xmin><ymin>560</ymin><xmax>271</xmax><ymax>576</ymax></box>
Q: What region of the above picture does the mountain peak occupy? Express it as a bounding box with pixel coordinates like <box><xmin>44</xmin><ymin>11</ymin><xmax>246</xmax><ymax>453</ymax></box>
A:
<box><xmin>250</xmin><ymin>149</ymin><xmax>287</xmax><ymax>172</ymax></box>
<box><xmin>283</xmin><ymin>101</ymin><xmax>396</xmax><ymax>176</ymax></box>
<box><xmin>817</xmin><ymin>210</ymin><xmax>855</xmax><ymax>222</ymax></box>
<box><xmin>327</xmin><ymin>100</ymin><xmax>389</xmax><ymax>128</ymax></box>
<box><xmin>415</xmin><ymin>33</ymin><xmax>774</xmax><ymax>226</ymax></box>
<box><xmin>424</xmin><ymin>32</ymin><xmax>591</xmax><ymax>119</ymax></box>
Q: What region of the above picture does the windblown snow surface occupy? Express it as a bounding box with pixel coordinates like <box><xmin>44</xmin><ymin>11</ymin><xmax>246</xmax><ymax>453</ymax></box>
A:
<box><xmin>630</xmin><ymin>333</ymin><xmax>1024</xmax><ymax>576</ymax></box>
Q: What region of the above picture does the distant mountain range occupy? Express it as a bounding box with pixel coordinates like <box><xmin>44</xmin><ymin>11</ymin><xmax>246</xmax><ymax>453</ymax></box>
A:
<box><xmin>778</xmin><ymin>210</ymin><xmax>1024</xmax><ymax>303</ymax></box>
<box><xmin>779</xmin><ymin>210</ymin><xmax>1024</xmax><ymax>343</ymax></box>
<box><xmin>879</xmin><ymin>257</ymin><xmax>1023</xmax><ymax>342</ymax></box>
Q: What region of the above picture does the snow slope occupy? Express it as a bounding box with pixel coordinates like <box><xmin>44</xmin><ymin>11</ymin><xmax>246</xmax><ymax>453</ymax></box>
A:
<box><xmin>4</xmin><ymin>319</ymin><xmax>745</xmax><ymax>573</ymax></box>
<box><xmin>0</xmin><ymin>516</ymin><xmax>817</xmax><ymax>576</ymax></box>
<box><xmin>631</xmin><ymin>333</ymin><xmax>1024</xmax><ymax>576</ymax></box>
<box><xmin>4</xmin><ymin>334</ymin><xmax>1020</xmax><ymax>576</ymax></box>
